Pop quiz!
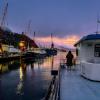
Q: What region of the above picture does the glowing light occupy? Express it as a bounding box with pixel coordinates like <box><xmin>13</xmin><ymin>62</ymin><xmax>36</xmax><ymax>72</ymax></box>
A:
<box><xmin>19</xmin><ymin>66</ymin><xmax>23</xmax><ymax>81</ymax></box>
<box><xmin>19</xmin><ymin>41</ymin><xmax>25</xmax><ymax>47</ymax></box>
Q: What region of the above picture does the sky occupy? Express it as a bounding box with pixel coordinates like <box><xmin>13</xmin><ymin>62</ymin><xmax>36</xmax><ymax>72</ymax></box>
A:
<box><xmin>0</xmin><ymin>0</ymin><xmax>100</xmax><ymax>48</ymax></box>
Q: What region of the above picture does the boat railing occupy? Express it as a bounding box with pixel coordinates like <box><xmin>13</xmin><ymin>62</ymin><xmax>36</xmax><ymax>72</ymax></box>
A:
<box><xmin>43</xmin><ymin>67</ymin><xmax>61</xmax><ymax>100</ymax></box>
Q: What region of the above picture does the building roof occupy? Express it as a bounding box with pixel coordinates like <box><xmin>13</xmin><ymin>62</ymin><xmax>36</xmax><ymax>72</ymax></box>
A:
<box><xmin>74</xmin><ymin>34</ymin><xmax>100</xmax><ymax>46</ymax></box>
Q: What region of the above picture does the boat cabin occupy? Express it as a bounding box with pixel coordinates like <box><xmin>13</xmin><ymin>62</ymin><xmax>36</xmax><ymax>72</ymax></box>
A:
<box><xmin>74</xmin><ymin>34</ymin><xmax>100</xmax><ymax>81</ymax></box>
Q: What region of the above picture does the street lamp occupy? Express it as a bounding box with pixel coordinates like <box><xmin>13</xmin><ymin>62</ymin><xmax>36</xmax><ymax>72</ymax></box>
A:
<box><xmin>19</xmin><ymin>41</ymin><xmax>25</xmax><ymax>63</ymax></box>
<box><xmin>19</xmin><ymin>41</ymin><xmax>25</xmax><ymax>51</ymax></box>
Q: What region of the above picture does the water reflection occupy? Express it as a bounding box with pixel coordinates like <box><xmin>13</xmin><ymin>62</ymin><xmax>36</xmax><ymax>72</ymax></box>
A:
<box><xmin>0</xmin><ymin>75</ymin><xmax>3</xmax><ymax>100</ymax></box>
<box><xmin>16</xmin><ymin>63</ymin><xmax>26</xmax><ymax>95</ymax></box>
<box><xmin>0</xmin><ymin>51</ymin><xmax>67</xmax><ymax>100</ymax></box>
<box><xmin>0</xmin><ymin>61</ymin><xmax>20</xmax><ymax>74</ymax></box>
<box><xmin>30</xmin><ymin>63</ymin><xmax>34</xmax><ymax>69</ymax></box>
<box><xmin>0</xmin><ymin>63</ymin><xmax>9</xmax><ymax>73</ymax></box>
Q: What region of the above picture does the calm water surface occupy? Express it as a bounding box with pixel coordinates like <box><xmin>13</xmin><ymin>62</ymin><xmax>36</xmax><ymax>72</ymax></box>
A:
<box><xmin>0</xmin><ymin>52</ymin><xmax>67</xmax><ymax>100</ymax></box>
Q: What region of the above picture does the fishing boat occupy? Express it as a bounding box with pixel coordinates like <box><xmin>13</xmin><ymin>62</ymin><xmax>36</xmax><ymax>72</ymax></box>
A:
<box><xmin>23</xmin><ymin>48</ymin><xmax>47</xmax><ymax>60</ymax></box>
<box><xmin>45</xmin><ymin>48</ymin><xmax>57</xmax><ymax>56</ymax></box>
<box><xmin>45</xmin><ymin>33</ymin><xmax>57</xmax><ymax>56</ymax></box>
<box><xmin>33</xmin><ymin>48</ymin><xmax>47</xmax><ymax>57</ymax></box>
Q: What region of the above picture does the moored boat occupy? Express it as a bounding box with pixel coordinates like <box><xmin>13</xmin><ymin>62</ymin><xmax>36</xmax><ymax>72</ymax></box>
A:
<box><xmin>45</xmin><ymin>48</ymin><xmax>57</xmax><ymax>56</ymax></box>
<box><xmin>74</xmin><ymin>33</ymin><xmax>100</xmax><ymax>81</ymax></box>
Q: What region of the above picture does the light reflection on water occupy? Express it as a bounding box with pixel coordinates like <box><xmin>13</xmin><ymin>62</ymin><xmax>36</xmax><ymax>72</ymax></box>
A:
<box><xmin>16</xmin><ymin>63</ymin><xmax>27</xmax><ymax>95</ymax></box>
<box><xmin>0</xmin><ymin>51</ymin><xmax>68</xmax><ymax>100</ymax></box>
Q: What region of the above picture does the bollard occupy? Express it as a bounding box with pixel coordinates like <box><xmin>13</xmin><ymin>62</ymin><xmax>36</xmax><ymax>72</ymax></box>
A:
<box><xmin>51</xmin><ymin>70</ymin><xmax>58</xmax><ymax>76</ymax></box>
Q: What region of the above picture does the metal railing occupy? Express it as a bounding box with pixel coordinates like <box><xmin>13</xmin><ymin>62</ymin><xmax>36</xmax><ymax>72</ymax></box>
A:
<box><xmin>43</xmin><ymin>58</ymin><xmax>69</xmax><ymax>100</ymax></box>
<box><xmin>43</xmin><ymin>67</ymin><xmax>61</xmax><ymax>100</ymax></box>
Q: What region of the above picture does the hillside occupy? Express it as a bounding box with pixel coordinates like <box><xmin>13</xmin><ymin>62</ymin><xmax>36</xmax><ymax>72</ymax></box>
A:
<box><xmin>0</xmin><ymin>28</ymin><xmax>38</xmax><ymax>48</ymax></box>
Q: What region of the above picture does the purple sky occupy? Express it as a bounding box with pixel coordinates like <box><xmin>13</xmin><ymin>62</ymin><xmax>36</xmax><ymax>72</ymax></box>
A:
<box><xmin>0</xmin><ymin>0</ymin><xmax>100</xmax><ymax>47</ymax></box>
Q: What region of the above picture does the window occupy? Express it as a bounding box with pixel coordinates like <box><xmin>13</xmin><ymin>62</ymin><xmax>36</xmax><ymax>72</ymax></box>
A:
<box><xmin>94</xmin><ymin>44</ymin><xmax>100</xmax><ymax>57</ymax></box>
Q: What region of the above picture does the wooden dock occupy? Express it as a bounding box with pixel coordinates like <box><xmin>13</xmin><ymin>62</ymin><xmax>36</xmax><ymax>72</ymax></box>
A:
<box><xmin>60</xmin><ymin>65</ymin><xmax>100</xmax><ymax>100</ymax></box>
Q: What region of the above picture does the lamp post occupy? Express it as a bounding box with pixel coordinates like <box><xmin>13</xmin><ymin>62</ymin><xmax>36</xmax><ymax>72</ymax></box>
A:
<box><xmin>19</xmin><ymin>41</ymin><xmax>25</xmax><ymax>63</ymax></box>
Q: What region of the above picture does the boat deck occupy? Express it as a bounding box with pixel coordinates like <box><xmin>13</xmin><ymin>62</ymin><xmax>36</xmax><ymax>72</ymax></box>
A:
<box><xmin>60</xmin><ymin>65</ymin><xmax>100</xmax><ymax>100</ymax></box>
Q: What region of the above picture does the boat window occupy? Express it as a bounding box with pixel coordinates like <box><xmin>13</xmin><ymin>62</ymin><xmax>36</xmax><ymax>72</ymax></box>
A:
<box><xmin>76</xmin><ymin>48</ymin><xmax>78</xmax><ymax>56</ymax></box>
<box><xmin>94</xmin><ymin>44</ymin><xmax>100</xmax><ymax>57</ymax></box>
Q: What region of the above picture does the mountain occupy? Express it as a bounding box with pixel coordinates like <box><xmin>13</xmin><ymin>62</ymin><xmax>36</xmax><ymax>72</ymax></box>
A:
<box><xmin>0</xmin><ymin>27</ymin><xmax>38</xmax><ymax>48</ymax></box>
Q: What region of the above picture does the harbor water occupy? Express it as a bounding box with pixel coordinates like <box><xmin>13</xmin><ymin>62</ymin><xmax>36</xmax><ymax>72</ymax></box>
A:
<box><xmin>0</xmin><ymin>51</ymin><xmax>67</xmax><ymax>100</ymax></box>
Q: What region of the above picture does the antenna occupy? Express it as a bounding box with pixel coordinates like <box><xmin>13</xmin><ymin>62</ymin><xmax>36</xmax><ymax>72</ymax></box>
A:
<box><xmin>96</xmin><ymin>14</ymin><xmax>100</xmax><ymax>34</ymax></box>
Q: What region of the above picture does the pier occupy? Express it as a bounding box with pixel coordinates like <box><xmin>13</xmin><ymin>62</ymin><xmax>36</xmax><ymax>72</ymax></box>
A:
<box><xmin>44</xmin><ymin>61</ymin><xmax>100</xmax><ymax>100</ymax></box>
<box><xmin>60</xmin><ymin>65</ymin><xmax>100</xmax><ymax>100</ymax></box>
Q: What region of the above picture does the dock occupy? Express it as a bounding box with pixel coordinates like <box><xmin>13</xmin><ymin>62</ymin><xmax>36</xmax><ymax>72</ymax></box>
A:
<box><xmin>60</xmin><ymin>65</ymin><xmax>100</xmax><ymax>100</ymax></box>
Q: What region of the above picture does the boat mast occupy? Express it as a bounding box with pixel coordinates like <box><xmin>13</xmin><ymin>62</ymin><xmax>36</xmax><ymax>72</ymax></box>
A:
<box><xmin>0</xmin><ymin>0</ymin><xmax>8</xmax><ymax>28</ymax></box>
<box><xmin>33</xmin><ymin>31</ymin><xmax>35</xmax><ymax>42</ymax></box>
<box><xmin>0</xmin><ymin>0</ymin><xmax>8</xmax><ymax>53</ymax></box>
<box><xmin>51</xmin><ymin>33</ymin><xmax>54</xmax><ymax>49</ymax></box>
<box><xmin>96</xmin><ymin>14</ymin><xmax>100</xmax><ymax>34</ymax></box>
<box><xmin>25</xmin><ymin>20</ymin><xmax>31</xmax><ymax>50</ymax></box>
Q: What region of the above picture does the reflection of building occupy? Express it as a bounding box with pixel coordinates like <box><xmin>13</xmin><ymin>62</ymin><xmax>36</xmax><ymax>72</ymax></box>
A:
<box><xmin>0</xmin><ymin>63</ymin><xmax>9</xmax><ymax>73</ymax></box>
<box><xmin>0</xmin><ymin>61</ymin><xmax>20</xmax><ymax>73</ymax></box>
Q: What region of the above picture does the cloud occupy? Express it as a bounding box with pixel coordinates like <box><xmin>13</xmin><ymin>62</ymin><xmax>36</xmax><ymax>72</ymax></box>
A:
<box><xmin>34</xmin><ymin>35</ymin><xmax>80</xmax><ymax>48</ymax></box>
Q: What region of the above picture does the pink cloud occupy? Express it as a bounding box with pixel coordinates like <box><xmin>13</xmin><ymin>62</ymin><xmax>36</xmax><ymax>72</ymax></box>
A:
<box><xmin>34</xmin><ymin>35</ymin><xmax>80</xmax><ymax>48</ymax></box>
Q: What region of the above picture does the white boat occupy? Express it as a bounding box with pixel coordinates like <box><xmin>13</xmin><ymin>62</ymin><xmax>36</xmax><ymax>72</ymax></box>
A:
<box><xmin>23</xmin><ymin>48</ymin><xmax>46</xmax><ymax>58</ymax></box>
<box><xmin>33</xmin><ymin>48</ymin><xmax>46</xmax><ymax>55</ymax></box>
<box><xmin>74</xmin><ymin>33</ymin><xmax>100</xmax><ymax>81</ymax></box>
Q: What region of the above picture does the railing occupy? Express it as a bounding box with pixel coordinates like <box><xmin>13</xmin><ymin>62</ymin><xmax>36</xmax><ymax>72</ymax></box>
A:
<box><xmin>43</xmin><ymin>67</ymin><xmax>61</xmax><ymax>100</ymax></box>
<box><xmin>43</xmin><ymin>58</ymin><xmax>68</xmax><ymax>100</ymax></box>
